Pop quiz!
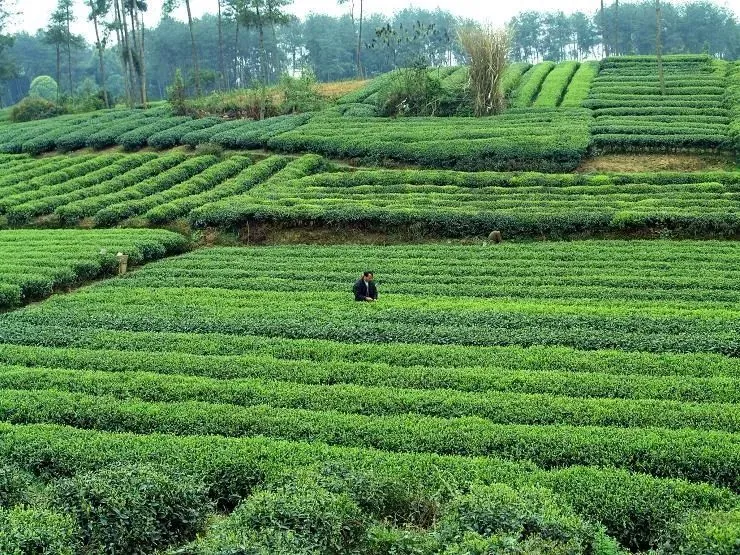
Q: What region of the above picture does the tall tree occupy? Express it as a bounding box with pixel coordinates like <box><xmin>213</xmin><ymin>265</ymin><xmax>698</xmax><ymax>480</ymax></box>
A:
<box><xmin>338</xmin><ymin>0</ymin><xmax>364</xmax><ymax>76</ymax></box>
<box><xmin>113</xmin><ymin>0</ymin><xmax>136</xmax><ymax>105</ymax></box>
<box><xmin>164</xmin><ymin>0</ymin><xmax>201</xmax><ymax>95</ymax></box>
<box><xmin>0</xmin><ymin>1</ymin><xmax>15</xmax><ymax>89</ymax></box>
<box><xmin>124</xmin><ymin>0</ymin><xmax>148</xmax><ymax>105</ymax></box>
<box><xmin>601</xmin><ymin>0</ymin><xmax>608</xmax><ymax>56</ymax></box>
<box><xmin>237</xmin><ymin>0</ymin><xmax>292</xmax><ymax>117</ymax></box>
<box><xmin>217</xmin><ymin>0</ymin><xmax>226</xmax><ymax>88</ymax></box>
<box><xmin>44</xmin><ymin>7</ymin><xmax>67</xmax><ymax>100</ymax></box>
<box><xmin>614</xmin><ymin>0</ymin><xmax>620</xmax><ymax>55</ymax></box>
<box><xmin>656</xmin><ymin>0</ymin><xmax>665</xmax><ymax>95</ymax></box>
<box><xmin>87</xmin><ymin>0</ymin><xmax>111</xmax><ymax>108</ymax></box>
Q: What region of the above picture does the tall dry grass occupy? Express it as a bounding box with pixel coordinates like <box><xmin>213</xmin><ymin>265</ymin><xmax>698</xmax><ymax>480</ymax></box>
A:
<box><xmin>458</xmin><ymin>26</ymin><xmax>510</xmax><ymax>116</ymax></box>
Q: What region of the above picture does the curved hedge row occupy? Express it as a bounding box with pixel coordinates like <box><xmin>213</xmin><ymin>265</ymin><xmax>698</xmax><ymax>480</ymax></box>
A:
<box><xmin>189</xmin><ymin>166</ymin><xmax>740</xmax><ymax>238</ymax></box>
<box><xmin>0</xmin><ymin>242</ymin><xmax>737</xmax><ymax>551</ymax></box>
<box><xmin>510</xmin><ymin>61</ymin><xmax>556</xmax><ymax>108</ymax></box>
<box><xmin>588</xmin><ymin>55</ymin><xmax>735</xmax><ymax>153</ymax></box>
<box><xmin>0</xmin><ymin>229</ymin><xmax>187</xmax><ymax>309</ymax></box>
<box><xmin>532</xmin><ymin>61</ymin><xmax>579</xmax><ymax>107</ymax></box>
<box><xmin>560</xmin><ymin>61</ymin><xmax>599</xmax><ymax>107</ymax></box>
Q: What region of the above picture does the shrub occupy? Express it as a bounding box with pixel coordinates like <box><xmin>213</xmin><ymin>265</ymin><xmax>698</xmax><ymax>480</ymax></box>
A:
<box><xmin>458</xmin><ymin>25</ymin><xmax>509</xmax><ymax>115</ymax></box>
<box><xmin>50</xmin><ymin>464</ymin><xmax>211</xmax><ymax>554</ymax></box>
<box><xmin>655</xmin><ymin>509</ymin><xmax>740</xmax><ymax>555</ymax></box>
<box><xmin>168</xmin><ymin>69</ymin><xmax>187</xmax><ymax>116</ymax></box>
<box><xmin>279</xmin><ymin>71</ymin><xmax>326</xmax><ymax>114</ymax></box>
<box><xmin>186</xmin><ymin>479</ymin><xmax>367</xmax><ymax>555</ymax></box>
<box><xmin>377</xmin><ymin>66</ymin><xmax>444</xmax><ymax>117</ymax></box>
<box><xmin>29</xmin><ymin>76</ymin><xmax>59</xmax><ymax>102</ymax></box>
<box><xmin>0</xmin><ymin>508</ymin><xmax>79</xmax><ymax>555</ymax></box>
<box><xmin>0</xmin><ymin>465</ymin><xmax>38</xmax><ymax>509</ymax></box>
<box><xmin>10</xmin><ymin>97</ymin><xmax>65</xmax><ymax>123</ymax></box>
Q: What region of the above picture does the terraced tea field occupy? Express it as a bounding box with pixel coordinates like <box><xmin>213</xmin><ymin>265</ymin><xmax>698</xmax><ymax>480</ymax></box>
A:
<box><xmin>0</xmin><ymin>229</ymin><xmax>185</xmax><ymax>309</ymax></box>
<box><xmin>0</xmin><ymin>242</ymin><xmax>738</xmax><ymax>553</ymax></box>
<box><xmin>0</xmin><ymin>52</ymin><xmax>739</xmax><ymax>554</ymax></box>
<box><xmin>191</xmin><ymin>167</ymin><xmax>740</xmax><ymax>237</ymax></box>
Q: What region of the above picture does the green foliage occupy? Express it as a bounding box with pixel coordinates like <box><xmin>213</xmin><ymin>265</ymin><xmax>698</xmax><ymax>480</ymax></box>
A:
<box><xmin>188</xmin><ymin>480</ymin><xmax>366</xmax><ymax>554</ymax></box>
<box><xmin>10</xmin><ymin>97</ymin><xmax>65</xmax><ymax>123</ymax></box>
<box><xmin>29</xmin><ymin>76</ymin><xmax>59</xmax><ymax>102</ymax></box>
<box><xmin>168</xmin><ymin>69</ymin><xmax>188</xmax><ymax>116</ymax></box>
<box><xmin>532</xmin><ymin>61</ymin><xmax>579</xmax><ymax>107</ymax></box>
<box><xmin>0</xmin><ymin>422</ymin><xmax>734</xmax><ymax>551</ymax></box>
<box><xmin>590</xmin><ymin>55</ymin><xmax>733</xmax><ymax>153</ymax></box>
<box><xmin>267</xmin><ymin>109</ymin><xmax>591</xmax><ymax>172</ymax></box>
<box><xmin>0</xmin><ymin>465</ymin><xmax>38</xmax><ymax>509</ymax></box>
<box><xmin>0</xmin><ymin>507</ymin><xmax>79</xmax><ymax>555</ymax></box>
<box><xmin>657</xmin><ymin>509</ymin><xmax>740</xmax><ymax>555</ymax></box>
<box><xmin>377</xmin><ymin>67</ymin><xmax>444</xmax><ymax>117</ymax></box>
<box><xmin>280</xmin><ymin>71</ymin><xmax>327</xmax><ymax>114</ymax></box>
<box><xmin>51</xmin><ymin>464</ymin><xmax>210</xmax><ymax>554</ymax></box>
<box><xmin>190</xmin><ymin>166</ymin><xmax>740</xmax><ymax>238</ymax></box>
<box><xmin>510</xmin><ymin>61</ymin><xmax>555</xmax><ymax>108</ymax></box>
<box><xmin>0</xmin><ymin>229</ymin><xmax>187</xmax><ymax>309</ymax></box>
<box><xmin>437</xmin><ymin>484</ymin><xmax>623</xmax><ymax>554</ymax></box>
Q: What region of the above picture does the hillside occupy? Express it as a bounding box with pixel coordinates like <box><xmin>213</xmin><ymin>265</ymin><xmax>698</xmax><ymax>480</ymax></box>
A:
<box><xmin>0</xmin><ymin>54</ymin><xmax>738</xmax><ymax>555</ymax></box>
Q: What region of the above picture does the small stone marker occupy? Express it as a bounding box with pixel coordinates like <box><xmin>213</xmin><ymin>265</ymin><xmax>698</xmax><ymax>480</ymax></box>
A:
<box><xmin>488</xmin><ymin>230</ymin><xmax>503</xmax><ymax>243</ymax></box>
<box><xmin>116</xmin><ymin>252</ymin><xmax>129</xmax><ymax>275</ymax></box>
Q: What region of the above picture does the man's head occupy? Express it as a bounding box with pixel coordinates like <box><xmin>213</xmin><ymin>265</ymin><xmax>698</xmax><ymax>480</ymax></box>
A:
<box><xmin>363</xmin><ymin>271</ymin><xmax>374</xmax><ymax>283</ymax></box>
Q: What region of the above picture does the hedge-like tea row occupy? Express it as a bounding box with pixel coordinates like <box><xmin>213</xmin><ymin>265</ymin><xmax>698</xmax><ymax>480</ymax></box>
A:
<box><xmin>0</xmin><ymin>388</ymin><xmax>738</xmax><ymax>491</ymax></box>
<box><xmin>1</xmin><ymin>423</ymin><xmax>735</xmax><ymax>551</ymax></box>
<box><xmin>589</xmin><ymin>55</ymin><xmax>735</xmax><ymax>152</ymax></box>
<box><xmin>5</xmin><ymin>154</ymin><xmax>187</xmax><ymax>225</ymax></box>
<box><xmin>3</xmin><ymin>154</ymin><xmax>157</xmax><ymax>224</ymax></box>
<box><xmin>560</xmin><ymin>61</ymin><xmax>599</xmax><ymax>107</ymax></box>
<box><xmin>0</xmin><ymin>152</ymin><xmax>335</xmax><ymax>228</ymax></box>
<box><xmin>1</xmin><ymin>367</ymin><xmax>736</xmax><ymax>432</ymax></box>
<box><xmin>266</xmin><ymin>109</ymin><xmax>592</xmax><ymax>172</ymax></box>
<box><xmin>144</xmin><ymin>155</ymin><xmax>291</xmax><ymax>224</ymax></box>
<box><xmin>0</xmin><ymin>229</ymin><xmax>186</xmax><ymax>308</ymax></box>
<box><xmin>532</xmin><ymin>61</ymin><xmax>579</xmax><ymax>107</ymax></box>
<box><xmin>54</xmin><ymin>155</ymin><xmax>218</xmax><ymax>224</ymax></box>
<box><xmin>727</xmin><ymin>61</ymin><xmax>740</xmax><ymax>151</ymax></box>
<box><xmin>510</xmin><ymin>61</ymin><xmax>556</xmax><ymax>108</ymax></box>
<box><xmin>189</xmin><ymin>165</ymin><xmax>740</xmax><ymax>238</ymax></box>
<box><xmin>190</xmin><ymin>154</ymin><xmax>332</xmax><ymax>227</ymax></box>
<box><xmin>0</xmin><ymin>242</ymin><xmax>737</xmax><ymax>550</ymax></box>
<box><xmin>92</xmin><ymin>155</ymin><xmax>253</xmax><ymax>226</ymax></box>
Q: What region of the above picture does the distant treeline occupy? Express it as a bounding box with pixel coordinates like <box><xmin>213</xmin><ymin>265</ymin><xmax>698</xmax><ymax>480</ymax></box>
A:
<box><xmin>511</xmin><ymin>1</ymin><xmax>738</xmax><ymax>62</ymax></box>
<box><xmin>0</xmin><ymin>1</ymin><xmax>738</xmax><ymax>106</ymax></box>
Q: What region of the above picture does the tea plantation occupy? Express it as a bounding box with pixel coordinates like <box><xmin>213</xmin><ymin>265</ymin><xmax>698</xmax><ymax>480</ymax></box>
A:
<box><xmin>0</xmin><ymin>54</ymin><xmax>738</xmax><ymax>554</ymax></box>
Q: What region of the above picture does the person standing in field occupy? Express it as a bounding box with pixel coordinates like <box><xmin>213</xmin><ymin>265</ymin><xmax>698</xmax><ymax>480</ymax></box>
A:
<box><xmin>354</xmin><ymin>271</ymin><xmax>378</xmax><ymax>302</ymax></box>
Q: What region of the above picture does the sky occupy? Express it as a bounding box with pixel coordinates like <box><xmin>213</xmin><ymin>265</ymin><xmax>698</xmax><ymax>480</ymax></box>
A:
<box><xmin>7</xmin><ymin>0</ymin><xmax>740</xmax><ymax>41</ymax></box>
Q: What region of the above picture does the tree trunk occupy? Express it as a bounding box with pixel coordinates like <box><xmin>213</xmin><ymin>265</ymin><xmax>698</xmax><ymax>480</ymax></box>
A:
<box><xmin>65</xmin><ymin>3</ymin><xmax>73</xmax><ymax>94</ymax></box>
<box><xmin>234</xmin><ymin>22</ymin><xmax>240</xmax><ymax>87</ymax></box>
<box><xmin>357</xmin><ymin>0</ymin><xmax>363</xmax><ymax>77</ymax></box>
<box><xmin>117</xmin><ymin>0</ymin><xmax>137</xmax><ymax>106</ymax></box>
<box><xmin>92</xmin><ymin>12</ymin><xmax>110</xmax><ymax>108</ymax></box>
<box><xmin>614</xmin><ymin>0</ymin><xmax>620</xmax><ymax>56</ymax></box>
<box><xmin>217</xmin><ymin>0</ymin><xmax>226</xmax><ymax>89</ymax></box>
<box><xmin>601</xmin><ymin>0</ymin><xmax>608</xmax><ymax>57</ymax></box>
<box><xmin>656</xmin><ymin>0</ymin><xmax>665</xmax><ymax>95</ymax></box>
<box><xmin>56</xmin><ymin>43</ymin><xmax>61</xmax><ymax>102</ymax></box>
<box><xmin>185</xmin><ymin>0</ymin><xmax>201</xmax><ymax>95</ymax></box>
<box><xmin>113</xmin><ymin>0</ymin><xmax>132</xmax><ymax>106</ymax></box>
<box><xmin>129</xmin><ymin>4</ymin><xmax>143</xmax><ymax>104</ymax></box>
<box><xmin>258</xmin><ymin>14</ymin><xmax>266</xmax><ymax>120</ymax></box>
<box><xmin>136</xmin><ymin>8</ymin><xmax>148</xmax><ymax>105</ymax></box>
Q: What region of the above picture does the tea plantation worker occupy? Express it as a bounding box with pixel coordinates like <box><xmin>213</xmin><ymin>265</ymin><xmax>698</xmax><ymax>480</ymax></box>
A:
<box><xmin>354</xmin><ymin>271</ymin><xmax>378</xmax><ymax>302</ymax></box>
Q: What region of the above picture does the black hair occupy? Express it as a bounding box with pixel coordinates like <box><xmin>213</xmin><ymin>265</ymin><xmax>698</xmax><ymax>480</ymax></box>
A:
<box><xmin>363</xmin><ymin>271</ymin><xmax>374</xmax><ymax>277</ymax></box>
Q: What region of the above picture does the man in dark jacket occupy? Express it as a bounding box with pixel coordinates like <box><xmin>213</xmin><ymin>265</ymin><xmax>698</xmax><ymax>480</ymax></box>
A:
<box><xmin>354</xmin><ymin>271</ymin><xmax>378</xmax><ymax>302</ymax></box>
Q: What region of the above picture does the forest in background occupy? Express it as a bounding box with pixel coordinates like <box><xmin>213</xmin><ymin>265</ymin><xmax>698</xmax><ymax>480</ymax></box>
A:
<box><xmin>0</xmin><ymin>0</ymin><xmax>737</xmax><ymax>106</ymax></box>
